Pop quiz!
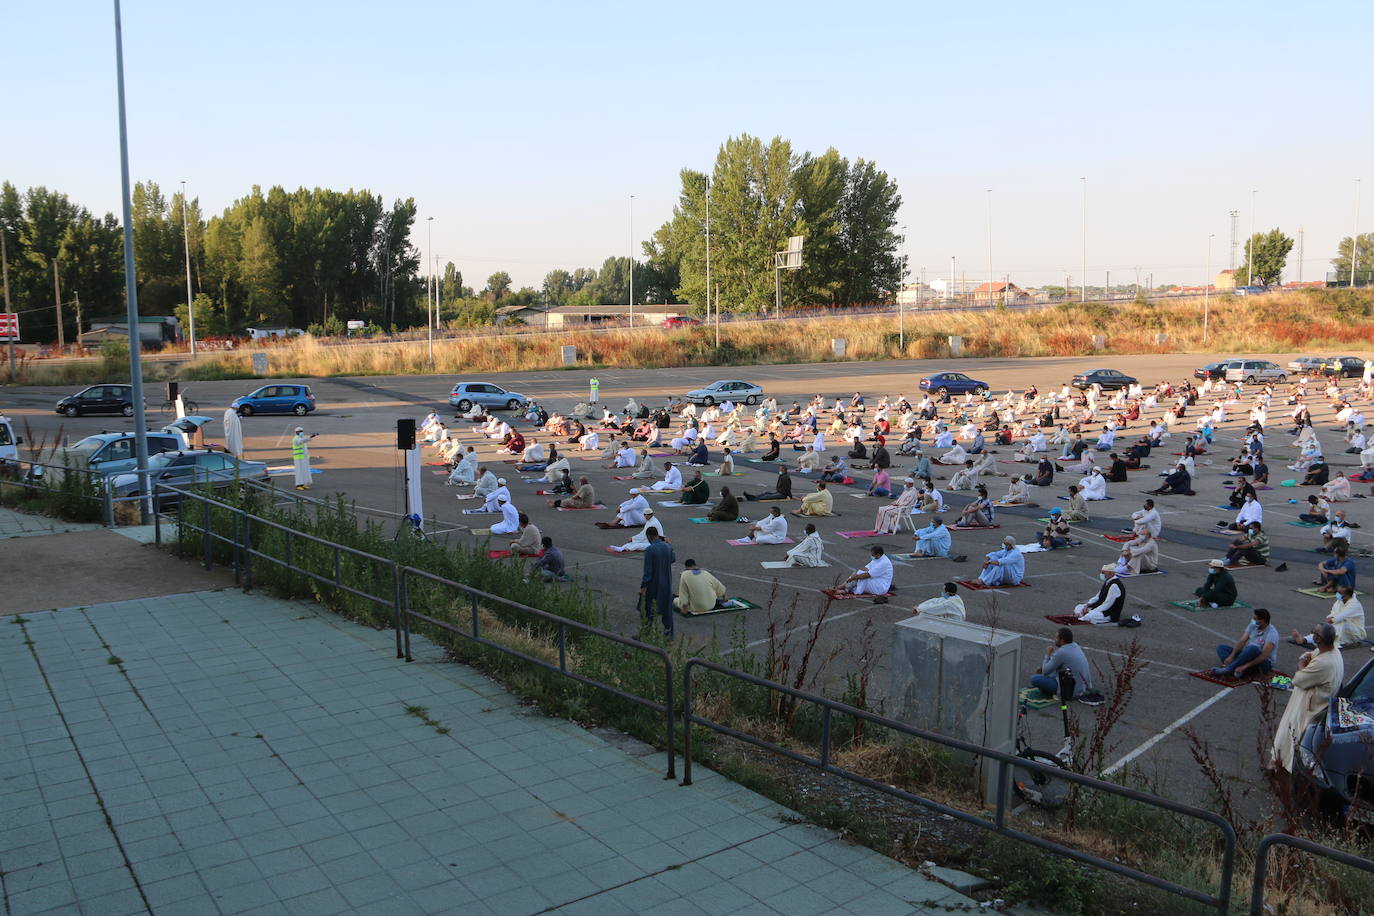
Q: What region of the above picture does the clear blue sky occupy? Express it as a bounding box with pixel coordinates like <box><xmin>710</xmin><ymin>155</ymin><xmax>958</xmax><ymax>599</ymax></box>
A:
<box><xmin>6</xmin><ymin>0</ymin><xmax>1371</xmax><ymax>292</ymax></box>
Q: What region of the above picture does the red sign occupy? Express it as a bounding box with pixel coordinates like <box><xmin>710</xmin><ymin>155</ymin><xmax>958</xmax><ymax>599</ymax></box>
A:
<box><xmin>0</xmin><ymin>313</ymin><xmax>17</xmax><ymax>342</ymax></box>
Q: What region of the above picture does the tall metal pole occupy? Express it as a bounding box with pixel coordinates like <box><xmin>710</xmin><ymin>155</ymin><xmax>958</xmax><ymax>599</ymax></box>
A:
<box><xmin>113</xmin><ymin>0</ymin><xmax>151</xmax><ymax>516</ymax></box>
<box><xmin>950</xmin><ymin>256</ymin><xmax>956</xmax><ymax>303</ymax></box>
<box><xmin>919</xmin><ymin>266</ymin><xmax>925</xmax><ymax>312</ymax></box>
<box><xmin>426</xmin><ymin>216</ymin><xmax>433</xmax><ymax>367</ymax></box>
<box><xmin>704</xmin><ymin>178</ymin><xmax>711</xmax><ymax>322</ymax></box>
<box><xmin>714</xmin><ymin>283</ymin><xmax>720</xmax><ymax>348</ymax></box>
<box><xmin>628</xmin><ymin>195</ymin><xmax>635</xmax><ymax>328</ymax></box>
<box><xmin>1205</xmin><ymin>234</ymin><xmax>1213</xmax><ymax>343</ymax></box>
<box><xmin>986</xmin><ymin>190</ymin><xmax>994</xmax><ymax>306</ymax></box>
<box><xmin>53</xmin><ymin>262</ymin><xmax>64</xmax><ymax>350</ymax></box>
<box><xmin>180</xmin><ymin>180</ymin><xmax>196</xmax><ymax>355</ymax></box>
<box><xmin>1352</xmin><ymin>179</ymin><xmax>1362</xmax><ymax>288</ymax></box>
<box><xmin>1080</xmin><ymin>177</ymin><xmax>1087</xmax><ymax>302</ymax></box>
<box><xmin>2</xmin><ymin>234</ymin><xmax>14</xmax><ymax>381</ymax></box>
<box><xmin>1297</xmin><ymin>228</ymin><xmax>1304</xmax><ymax>284</ymax></box>
<box><xmin>899</xmin><ymin>225</ymin><xmax>907</xmax><ymax>349</ymax></box>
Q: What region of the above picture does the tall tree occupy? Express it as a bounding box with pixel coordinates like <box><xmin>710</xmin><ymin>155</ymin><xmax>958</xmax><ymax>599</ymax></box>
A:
<box><xmin>1332</xmin><ymin>232</ymin><xmax>1374</xmax><ymax>285</ymax></box>
<box><xmin>1235</xmin><ymin>229</ymin><xmax>1295</xmax><ymax>287</ymax></box>
<box><xmin>484</xmin><ymin>271</ymin><xmax>512</xmax><ymax>301</ymax></box>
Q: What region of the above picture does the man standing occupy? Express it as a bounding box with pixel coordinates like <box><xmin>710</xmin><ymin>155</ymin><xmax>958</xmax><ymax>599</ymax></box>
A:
<box><xmin>292</xmin><ymin>426</ymin><xmax>316</xmax><ymax>490</ymax></box>
<box><xmin>1271</xmin><ymin>623</ymin><xmax>1344</xmax><ymax>772</ymax></box>
<box><xmin>589</xmin><ymin>376</ymin><xmax>600</xmax><ymax>405</ymax></box>
<box><xmin>640</xmin><ymin>528</ymin><xmax>676</xmax><ymax>638</ymax></box>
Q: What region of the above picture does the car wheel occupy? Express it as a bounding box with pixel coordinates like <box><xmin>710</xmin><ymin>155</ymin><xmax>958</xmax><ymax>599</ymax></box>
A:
<box><xmin>937</xmin><ymin>387</ymin><xmax>948</xmax><ymax>397</ymax></box>
<box><xmin>293</xmin><ymin>404</ymin><xmax>308</xmax><ymax>416</ymax></box>
<box><xmin>1276</xmin><ymin>374</ymin><xmax>1286</xmax><ymax>383</ymax></box>
<box><xmin>456</xmin><ymin>399</ymin><xmax>472</xmax><ymax>413</ymax></box>
<box><xmin>63</xmin><ymin>405</ymin><xmax>79</xmax><ymax>418</ymax></box>
<box><xmin>506</xmin><ymin>399</ymin><xmax>520</xmax><ymax>411</ymax></box>
<box><xmin>238</xmin><ymin>405</ymin><xmax>254</xmax><ymax>417</ymax></box>
<box><xmin>745</xmin><ymin>395</ymin><xmax>758</xmax><ymax>405</ymax></box>
<box><xmin>1245</xmin><ymin>376</ymin><xmax>1256</xmax><ymax>386</ymax></box>
<box><xmin>973</xmin><ymin>386</ymin><xmax>988</xmax><ymax>397</ymax></box>
<box><xmin>121</xmin><ymin>404</ymin><xmax>134</xmax><ymax>417</ymax></box>
<box><xmin>703</xmin><ymin>396</ymin><xmax>715</xmax><ymax>406</ymax></box>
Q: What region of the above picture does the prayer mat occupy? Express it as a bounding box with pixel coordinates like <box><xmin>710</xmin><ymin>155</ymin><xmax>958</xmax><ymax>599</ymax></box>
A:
<box><xmin>727</xmin><ymin>537</ymin><xmax>794</xmax><ymax>546</ymax></box>
<box><xmin>1120</xmin><ymin>569</ymin><xmax>1167</xmax><ymax>577</ymax></box>
<box><xmin>950</xmin><ymin>524</ymin><xmax>1001</xmax><ymax>531</ymax></box>
<box><xmin>649</xmin><ymin>452</ymin><xmax>676</xmax><ymax>457</ymax></box>
<box><xmin>468</xmin><ymin>528</ymin><xmax>492</xmax><ymax>536</ymax></box>
<box><xmin>760</xmin><ymin>560</ymin><xmax>830</xmax><ymax>569</ymax></box>
<box><xmin>1058</xmin><ymin>494</ymin><xmax>1114</xmax><ymax>500</ymax></box>
<box><xmin>461</xmin><ymin>508</ymin><xmax>499</xmax><ymax>515</ymax></box>
<box><xmin>425</xmin><ymin>461</ymin><xmax>449</xmax><ymax>467</ymax></box>
<box><xmin>1168</xmin><ymin>600</ymin><xmax>1252</xmax><ymax>611</ymax></box>
<box><xmin>1044</xmin><ymin>614</ymin><xmax>1089</xmax><ymax>626</ymax></box>
<box><xmin>687</xmin><ymin>516</ymin><xmax>747</xmax><ymax>524</ymax></box>
<box><xmin>821</xmin><ymin>587</ymin><xmax>896</xmax><ymax>601</ymax></box>
<box><xmin>1222</xmin><ymin>563</ymin><xmax>1266</xmax><ymax>571</ymax></box>
<box><xmin>703</xmin><ymin>471</ymin><xmax>744</xmax><ymax>477</ymax></box>
<box><xmin>557</xmin><ymin>505</ymin><xmax>607</xmax><ymax>511</ymax></box>
<box><xmin>892</xmin><ymin>553</ymin><xmax>945</xmax><ymax>560</ymax></box>
<box><xmin>612</xmin><ymin>475</ymin><xmax>636</xmax><ymax>480</ymax></box>
<box><xmin>487</xmin><ymin>549</ymin><xmax>544</xmax><ymax>560</ymax></box>
<box><xmin>603</xmin><ymin>546</ymin><xmax>636</xmax><ymax>555</ymax></box>
<box><xmin>956</xmin><ymin>579</ymin><xmax>1030</xmax><ymax>590</ymax></box>
<box><xmin>1189</xmin><ymin>668</ymin><xmax>1289</xmax><ymax>689</ymax></box>
<box><xmin>1295</xmin><ymin>587</ymin><xmax>1366</xmax><ymax>599</ymax></box>
<box><xmin>1286</xmin><ymin>520</ymin><xmax>1323</xmax><ymax>528</ymax></box>
<box><xmin>594</xmin><ymin>521</ymin><xmax>633</xmax><ymax>529</ymax></box>
<box><xmin>1018</xmin><ymin>688</ymin><xmax>1056</xmax><ymax>709</ymax></box>
<box><xmin>1104</xmin><ymin>534</ymin><xmax>1134</xmax><ymax>542</ymax></box>
<box><xmin>677</xmin><ymin>598</ymin><xmax>762</xmax><ymax>616</ymax></box>
<box><xmin>837</xmin><ymin>530</ymin><xmax>884</xmax><ymax>538</ymax></box>
<box><xmin>431</xmin><ymin>470</ymin><xmax>450</xmax><ymax>476</ymax></box>
<box><xmin>654</xmin><ymin>501</ymin><xmax>692</xmax><ymax>508</ymax></box>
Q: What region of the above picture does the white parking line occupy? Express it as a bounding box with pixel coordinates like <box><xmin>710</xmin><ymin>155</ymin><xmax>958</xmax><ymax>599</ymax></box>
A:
<box><xmin>1101</xmin><ymin>687</ymin><xmax>1234</xmax><ymax>777</ymax></box>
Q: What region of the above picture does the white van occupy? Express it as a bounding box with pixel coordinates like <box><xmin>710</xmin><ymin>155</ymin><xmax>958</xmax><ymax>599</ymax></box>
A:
<box><xmin>0</xmin><ymin>415</ymin><xmax>20</xmax><ymax>465</ymax></box>
<box><xmin>1222</xmin><ymin>360</ymin><xmax>1287</xmax><ymax>385</ymax></box>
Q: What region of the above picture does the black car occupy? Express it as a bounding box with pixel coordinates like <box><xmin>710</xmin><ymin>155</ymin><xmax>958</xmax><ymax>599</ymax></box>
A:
<box><xmin>56</xmin><ymin>384</ymin><xmax>139</xmax><ymax>417</ymax></box>
<box><xmin>1295</xmin><ymin>657</ymin><xmax>1374</xmax><ymax>825</ymax></box>
<box><xmin>1071</xmin><ymin>368</ymin><xmax>1138</xmax><ymax>391</ymax></box>
<box><xmin>1320</xmin><ymin>356</ymin><xmax>1366</xmax><ymax>379</ymax></box>
<box><xmin>1193</xmin><ymin>362</ymin><xmax>1228</xmax><ymax>381</ymax></box>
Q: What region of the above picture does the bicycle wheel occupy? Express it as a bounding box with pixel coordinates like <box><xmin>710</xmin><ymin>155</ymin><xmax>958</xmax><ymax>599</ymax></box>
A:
<box><xmin>183</xmin><ymin>400</ymin><xmax>199</xmax><ymax>413</ymax></box>
<box><xmin>1011</xmin><ymin>749</ymin><xmax>1071</xmax><ymax>809</ymax></box>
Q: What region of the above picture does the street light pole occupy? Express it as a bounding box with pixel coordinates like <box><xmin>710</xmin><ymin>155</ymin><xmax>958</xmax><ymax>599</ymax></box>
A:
<box><xmin>899</xmin><ymin>224</ymin><xmax>907</xmax><ymax>350</ymax></box>
<box><xmin>1248</xmin><ymin>189</ymin><xmax>1257</xmax><ymax>286</ymax></box>
<box><xmin>628</xmin><ymin>195</ymin><xmax>635</xmax><ymax>328</ymax></box>
<box><xmin>180</xmin><ymin>180</ymin><xmax>196</xmax><ymax>356</ymax></box>
<box><xmin>1080</xmin><ymin>177</ymin><xmax>1087</xmax><ymax>302</ymax></box>
<box><xmin>113</xmin><ymin>0</ymin><xmax>151</xmax><ymax>518</ymax></box>
<box><xmin>1353</xmin><ymin>179</ymin><xmax>1362</xmax><ymax>288</ymax></box>
<box><xmin>1205</xmin><ymin>234</ymin><xmax>1214</xmax><ymax>343</ymax></box>
<box><xmin>704</xmin><ymin>178</ymin><xmax>711</xmax><ymax>324</ymax></box>
<box><xmin>986</xmin><ymin>190</ymin><xmax>994</xmax><ymax>306</ymax></box>
<box><xmin>426</xmin><ymin>216</ymin><xmax>434</xmax><ymax>367</ymax></box>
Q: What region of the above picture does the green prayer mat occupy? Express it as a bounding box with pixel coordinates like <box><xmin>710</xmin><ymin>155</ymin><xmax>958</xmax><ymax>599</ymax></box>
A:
<box><xmin>1018</xmin><ymin>688</ymin><xmax>1057</xmax><ymax>710</ymax></box>
<box><xmin>1168</xmin><ymin>599</ymin><xmax>1252</xmax><ymax>612</ymax></box>
<box><xmin>677</xmin><ymin>597</ymin><xmax>762</xmax><ymax>616</ymax></box>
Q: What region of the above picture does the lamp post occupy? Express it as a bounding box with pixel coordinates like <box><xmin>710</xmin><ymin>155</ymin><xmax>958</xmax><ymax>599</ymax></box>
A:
<box><xmin>899</xmin><ymin>224</ymin><xmax>907</xmax><ymax>350</ymax></box>
<box><xmin>1353</xmin><ymin>179</ymin><xmax>1362</xmax><ymax>288</ymax></box>
<box><xmin>180</xmin><ymin>180</ymin><xmax>195</xmax><ymax>356</ymax></box>
<box><xmin>986</xmin><ymin>190</ymin><xmax>994</xmax><ymax>306</ymax></box>
<box><xmin>1080</xmin><ymin>177</ymin><xmax>1087</xmax><ymax>302</ymax></box>
<box><xmin>1248</xmin><ymin>189</ymin><xmax>1257</xmax><ymax>286</ymax></box>
<box><xmin>1205</xmin><ymin>234</ymin><xmax>1214</xmax><ymax>343</ymax></box>
<box><xmin>628</xmin><ymin>195</ymin><xmax>635</xmax><ymax>328</ymax></box>
<box><xmin>426</xmin><ymin>216</ymin><xmax>434</xmax><ymax>367</ymax></box>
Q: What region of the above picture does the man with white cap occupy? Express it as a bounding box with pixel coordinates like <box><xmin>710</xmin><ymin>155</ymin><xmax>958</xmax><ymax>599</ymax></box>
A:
<box><xmin>1194</xmin><ymin>558</ymin><xmax>1239</xmax><ymax>608</ymax></box>
<box><xmin>291</xmin><ymin>426</ymin><xmax>316</xmax><ymax>490</ymax></box>
<box><xmin>489</xmin><ymin>494</ymin><xmax>521</xmax><ymax>535</ymax></box>
<box><xmin>481</xmin><ymin>477</ymin><xmax>511</xmax><ymax>512</ymax></box>
<box><xmin>1075</xmin><ymin>564</ymin><xmax>1130</xmax><ymax>625</ymax></box>
<box><xmin>610</xmin><ymin>509</ymin><xmax>665</xmax><ymax>552</ymax></box>
<box><xmin>1079</xmin><ymin>466</ymin><xmax>1108</xmax><ymax>501</ymax></box>
<box><xmin>874</xmin><ymin>477</ymin><xmax>920</xmax><ymax>534</ymax></box>
<box><xmin>615</xmin><ymin>491</ymin><xmax>651</xmax><ymax>528</ymax></box>
<box><xmin>978</xmin><ymin>535</ymin><xmax>1026</xmax><ymax>587</ymax></box>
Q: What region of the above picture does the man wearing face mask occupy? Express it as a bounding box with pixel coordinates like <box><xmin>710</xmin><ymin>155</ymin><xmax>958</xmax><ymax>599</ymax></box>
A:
<box><xmin>1224</xmin><ymin>521</ymin><xmax>1270</xmax><ymax>567</ymax></box>
<box><xmin>1216</xmin><ymin>493</ymin><xmax>1263</xmax><ymax>532</ymax></box>
<box><xmin>1074</xmin><ymin>564</ymin><xmax>1141</xmax><ymax>626</ymax></box>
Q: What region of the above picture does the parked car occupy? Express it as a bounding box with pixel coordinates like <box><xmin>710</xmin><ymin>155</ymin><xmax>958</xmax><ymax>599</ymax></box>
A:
<box><xmin>918</xmin><ymin>372</ymin><xmax>989</xmax><ymax>397</ymax></box>
<box><xmin>1320</xmin><ymin>356</ymin><xmax>1367</xmax><ymax>379</ymax></box>
<box><xmin>1193</xmin><ymin>361</ymin><xmax>1233</xmax><ymax>381</ymax></box>
<box><xmin>1223</xmin><ymin>360</ymin><xmax>1286</xmax><ymax>385</ymax></box>
<box><xmin>61</xmin><ymin>431</ymin><xmax>189</xmax><ymax>474</ymax></box>
<box><xmin>0</xmin><ymin>415</ymin><xmax>20</xmax><ymax>465</ymax></box>
<box><xmin>55</xmin><ymin>384</ymin><xmax>140</xmax><ymax>417</ymax></box>
<box><xmin>1071</xmin><ymin>368</ymin><xmax>1138</xmax><ymax>391</ymax></box>
<box><xmin>232</xmin><ymin>384</ymin><xmax>316</xmax><ymax>417</ymax></box>
<box><xmin>1234</xmin><ymin>285</ymin><xmax>1267</xmax><ymax>296</ymax></box>
<box><xmin>1287</xmin><ymin>356</ymin><xmax>1329</xmax><ymax>373</ymax></box>
<box><xmin>662</xmin><ymin>316</ymin><xmax>701</xmax><ymax>328</ymax></box>
<box><xmin>109</xmin><ymin>450</ymin><xmax>269</xmax><ymax>506</ymax></box>
<box><xmin>1295</xmin><ymin>657</ymin><xmax>1374</xmax><ymax>825</ymax></box>
<box><xmin>447</xmin><ymin>382</ymin><xmax>530</xmax><ymax>413</ymax></box>
<box><xmin>683</xmin><ymin>380</ymin><xmax>763</xmax><ymax>406</ymax></box>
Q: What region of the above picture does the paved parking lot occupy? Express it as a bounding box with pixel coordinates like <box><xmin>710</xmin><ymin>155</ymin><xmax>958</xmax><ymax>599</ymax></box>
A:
<box><xmin>7</xmin><ymin>351</ymin><xmax>1373</xmax><ymax>806</ymax></box>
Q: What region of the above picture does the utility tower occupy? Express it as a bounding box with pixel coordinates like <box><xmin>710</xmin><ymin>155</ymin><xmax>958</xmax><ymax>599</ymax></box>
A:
<box><xmin>1229</xmin><ymin>211</ymin><xmax>1240</xmax><ymax>270</ymax></box>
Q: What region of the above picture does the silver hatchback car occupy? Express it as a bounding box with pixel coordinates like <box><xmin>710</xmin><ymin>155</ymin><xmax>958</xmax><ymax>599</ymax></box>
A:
<box><xmin>1223</xmin><ymin>360</ymin><xmax>1287</xmax><ymax>385</ymax></box>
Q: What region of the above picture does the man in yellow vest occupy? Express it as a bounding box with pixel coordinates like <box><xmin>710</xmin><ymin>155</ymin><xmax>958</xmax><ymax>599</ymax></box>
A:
<box><xmin>292</xmin><ymin>426</ymin><xmax>317</xmax><ymax>490</ymax></box>
<box><xmin>589</xmin><ymin>377</ymin><xmax>600</xmax><ymax>405</ymax></box>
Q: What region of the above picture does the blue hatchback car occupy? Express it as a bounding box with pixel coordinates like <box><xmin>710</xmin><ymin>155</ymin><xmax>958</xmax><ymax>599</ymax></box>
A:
<box><xmin>918</xmin><ymin>372</ymin><xmax>990</xmax><ymax>396</ymax></box>
<box><xmin>232</xmin><ymin>384</ymin><xmax>316</xmax><ymax>417</ymax></box>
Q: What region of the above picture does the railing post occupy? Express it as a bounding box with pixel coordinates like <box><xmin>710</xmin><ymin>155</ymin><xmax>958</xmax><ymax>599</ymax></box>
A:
<box><xmin>393</xmin><ymin>564</ymin><xmax>404</xmax><ymax>660</ymax></box>
<box><xmin>231</xmin><ymin>511</ymin><xmax>241</xmax><ymax>586</ymax></box>
<box><xmin>557</xmin><ymin>622</ymin><xmax>567</xmax><ymax>673</ymax></box>
<box><xmin>664</xmin><ymin>656</ymin><xmax>676</xmax><ymax>781</ymax></box>
<box><xmin>681</xmin><ymin>662</ymin><xmax>694</xmax><ymax>786</ymax></box>
<box><xmin>176</xmin><ymin>497</ymin><xmax>184</xmax><ymax>558</ymax></box>
<box><xmin>819</xmin><ymin>707</ymin><xmax>832</xmax><ymax>769</ymax></box>
<box><xmin>102</xmin><ymin>483</ymin><xmax>114</xmax><ymax>528</ymax></box>
<box><xmin>202</xmin><ymin>497</ymin><xmax>212</xmax><ymax>570</ymax></box>
<box><xmin>470</xmin><ymin>593</ymin><xmax>479</xmax><ymax>637</ymax></box>
<box><xmin>153</xmin><ymin>491</ymin><xmax>162</xmax><ymax>545</ymax></box>
<box><xmin>994</xmin><ymin>758</ymin><xmax>1010</xmax><ymax>830</ymax></box>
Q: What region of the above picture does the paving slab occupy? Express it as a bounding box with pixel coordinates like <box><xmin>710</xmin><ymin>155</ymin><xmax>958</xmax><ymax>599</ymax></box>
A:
<box><xmin>0</xmin><ymin>587</ymin><xmax>974</xmax><ymax>914</ymax></box>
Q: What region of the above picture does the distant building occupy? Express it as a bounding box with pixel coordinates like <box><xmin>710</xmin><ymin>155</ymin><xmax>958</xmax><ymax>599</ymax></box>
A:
<box><xmin>969</xmin><ymin>281</ymin><xmax>1031</xmax><ymax>305</ymax></box>
<box><xmin>494</xmin><ymin>305</ymin><xmax>547</xmax><ymax>326</ymax></box>
<box><xmin>1214</xmin><ymin>269</ymin><xmax>1237</xmax><ymax>291</ymax></box>
<box><xmin>543</xmin><ymin>303</ymin><xmax>691</xmax><ymax>328</ymax></box>
<box><xmin>81</xmin><ymin>316</ymin><xmax>181</xmax><ymax>349</ymax></box>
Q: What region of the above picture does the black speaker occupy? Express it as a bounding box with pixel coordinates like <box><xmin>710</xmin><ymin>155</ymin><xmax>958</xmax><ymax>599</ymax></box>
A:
<box><xmin>167</xmin><ymin>381</ymin><xmax>179</xmax><ymax>401</ymax></box>
<box><xmin>397</xmin><ymin>418</ymin><xmax>416</xmax><ymax>450</ymax></box>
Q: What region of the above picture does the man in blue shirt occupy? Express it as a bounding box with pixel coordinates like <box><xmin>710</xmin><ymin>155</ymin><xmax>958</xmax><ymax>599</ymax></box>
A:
<box><xmin>640</xmin><ymin>528</ymin><xmax>677</xmax><ymax>639</ymax></box>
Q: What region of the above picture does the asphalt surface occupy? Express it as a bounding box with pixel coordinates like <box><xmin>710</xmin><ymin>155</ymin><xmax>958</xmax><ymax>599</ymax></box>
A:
<box><xmin>6</xmin><ymin>350</ymin><xmax>1373</xmax><ymax>809</ymax></box>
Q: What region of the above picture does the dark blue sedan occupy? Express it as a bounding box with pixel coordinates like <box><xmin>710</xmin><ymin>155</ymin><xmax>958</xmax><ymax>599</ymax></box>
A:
<box><xmin>918</xmin><ymin>372</ymin><xmax>990</xmax><ymax>396</ymax></box>
<box><xmin>1296</xmin><ymin>657</ymin><xmax>1374</xmax><ymax>825</ymax></box>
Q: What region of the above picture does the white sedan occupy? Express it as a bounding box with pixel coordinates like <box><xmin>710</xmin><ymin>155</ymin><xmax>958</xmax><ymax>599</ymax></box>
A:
<box><xmin>683</xmin><ymin>380</ymin><xmax>763</xmax><ymax>406</ymax></box>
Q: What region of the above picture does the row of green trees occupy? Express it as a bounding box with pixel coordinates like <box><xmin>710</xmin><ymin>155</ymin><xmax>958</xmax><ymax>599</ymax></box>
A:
<box><xmin>1</xmin><ymin>180</ymin><xmax>424</xmax><ymax>344</ymax></box>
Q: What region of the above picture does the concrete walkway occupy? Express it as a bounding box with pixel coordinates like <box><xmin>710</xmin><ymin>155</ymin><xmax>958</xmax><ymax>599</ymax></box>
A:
<box><xmin>1</xmin><ymin>586</ymin><xmax>976</xmax><ymax>914</ymax></box>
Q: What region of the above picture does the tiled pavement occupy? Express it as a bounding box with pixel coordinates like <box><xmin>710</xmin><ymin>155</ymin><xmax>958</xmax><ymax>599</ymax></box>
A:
<box><xmin>0</xmin><ymin>506</ymin><xmax>103</xmax><ymax>539</ymax></box>
<box><xmin>1</xmin><ymin>588</ymin><xmax>976</xmax><ymax>914</ymax></box>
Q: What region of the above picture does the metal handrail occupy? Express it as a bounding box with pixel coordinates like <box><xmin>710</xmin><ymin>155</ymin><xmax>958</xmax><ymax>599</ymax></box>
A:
<box><xmin>682</xmin><ymin>658</ymin><xmax>1237</xmax><ymax>914</ymax></box>
<box><xmin>1250</xmin><ymin>833</ymin><xmax>1374</xmax><ymax>915</ymax></box>
<box><xmin>398</xmin><ymin>567</ymin><xmax>675</xmax><ymax>779</ymax></box>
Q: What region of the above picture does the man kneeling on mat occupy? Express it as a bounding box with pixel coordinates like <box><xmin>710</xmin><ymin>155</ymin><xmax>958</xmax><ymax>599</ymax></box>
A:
<box><xmin>674</xmin><ymin>559</ymin><xmax>727</xmax><ymax>614</ymax></box>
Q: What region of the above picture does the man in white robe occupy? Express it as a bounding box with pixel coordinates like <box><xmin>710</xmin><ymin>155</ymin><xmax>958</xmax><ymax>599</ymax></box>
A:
<box><xmin>489</xmin><ymin>497</ymin><xmax>521</xmax><ymax>535</ymax></box>
<box><xmin>610</xmin><ymin>512</ymin><xmax>665</xmax><ymax>552</ymax></box>
<box><xmin>784</xmin><ymin>525</ymin><xmax>825</xmax><ymax>567</ymax></box>
<box><xmin>913</xmin><ymin>582</ymin><xmax>965</xmax><ymax>620</ymax></box>
<box><xmin>842</xmin><ymin>546</ymin><xmax>894</xmax><ymax>596</ymax></box>
<box><xmin>448</xmin><ymin>448</ymin><xmax>480</xmax><ymax>485</ymax></box>
<box><xmin>741</xmin><ymin>507</ymin><xmax>788</xmax><ymax>544</ymax></box>
<box><xmin>1132</xmin><ymin>500</ymin><xmax>1162</xmax><ymax>538</ymax></box>
<box><xmin>616</xmin><ymin>493</ymin><xmax>651</xmax><ymax>527</ymax></box>
<box><xmin>1079</xmin><ymin>467</ymin><xmax>1108</xmax><ymax>501</ymax></box>
<box><xmin>649</xmin><ymin>462</ymin><xmax>683</xmax><ymax>492</ymax></box>
<box><xmin>1271</xmin><ymin>624</ymin><xmax>1343</xmax><ymax>771</ymax></box>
